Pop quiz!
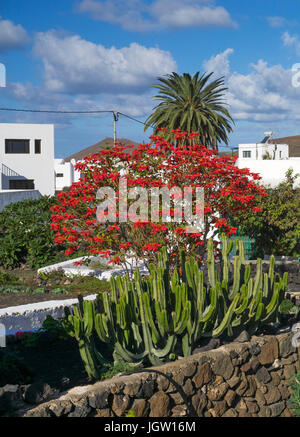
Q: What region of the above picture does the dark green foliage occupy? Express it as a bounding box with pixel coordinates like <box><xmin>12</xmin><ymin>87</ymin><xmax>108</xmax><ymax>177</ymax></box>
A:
<box><xmin>61</xmin><ymin>236</ymin><xmax>287</xmax><ymax>380</ymax></box>
<box><xmin>0</xmin><ymin>271</ymin><xmax>17</xmax><ymax>286</ymax></box>
<box><xmin>99</xmin><ymin>361</ymin><xmax>136</xmax><ymax>381</ymax></box>
<box><xmin>289</xmin><ymin>372</ymin><xmax>300</xmax><ymax>417</ymax></box>
<box><xmin>0</xmin><ymin>350</ymin><xmax>34</xmax><ymax>385</ymax></box>
<box><xmin>0</xmin><ymin>286</ymin><xmax>67</xmax><ymax>294</ymax></box>
<box><xmin>229</xmin><ymin>170</ymin><xmax>300</xmax><ymax>258</ymax></box>
<box><xmin>278</xmin><ymin>299</ymin><xmax>299</xmax><ymax>315</ymax></box>
<box><xmin>65</xmin><ymin>277</ymin><xmax>110</xmax><ymax>294</ymax></box>
<box><xmin>0</xmin><ymin>196</ymin><xmax>66</xmax><ymax>269</ymax></box>
<box><xmin>39</xmin><ymin>316</ymin><xmax>69</xmax><ymax>342</ymax></box>
<box><xmin>38</xmin><ymin>269</ymin><xmax>110</xmax><ymax>295</ymax></box>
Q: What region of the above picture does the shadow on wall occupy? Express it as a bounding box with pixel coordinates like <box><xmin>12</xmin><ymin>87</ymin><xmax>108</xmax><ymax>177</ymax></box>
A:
<box><xmin>0</xmin><ymin>190</ymin><xmax>42</xmax><ymax>212</ymax></box>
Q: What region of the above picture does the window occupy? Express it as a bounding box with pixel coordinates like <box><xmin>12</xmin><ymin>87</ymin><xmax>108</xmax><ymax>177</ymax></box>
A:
<box><xmin>242</xmin><ymin>151</ymin><xmax>251</xmax><ymax>158</ymax></box>
<box><xmin>35</xmin><ymin>139</ymin><xmax>41</xmax><ymax>154</ymax></box>
<box><xmin>5</xmin><ymin>139</ymin><xmax>30</xmax><ymax>154</ymax></box>
<box><xmin>56</xmin><ymin>173</ymin><xmax>64</xmax><ymax>178</ymax></box>
<box><xmin>9</xmin><ymin>179</ymin><xmax>35</xmax><ymax>190</ymax></box>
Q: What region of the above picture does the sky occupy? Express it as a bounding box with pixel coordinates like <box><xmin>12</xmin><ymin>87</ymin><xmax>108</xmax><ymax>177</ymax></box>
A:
<box><xmin>1</xmin><ymin>0</ymin><xmax>300</xmax><ymax>158</ymax></box>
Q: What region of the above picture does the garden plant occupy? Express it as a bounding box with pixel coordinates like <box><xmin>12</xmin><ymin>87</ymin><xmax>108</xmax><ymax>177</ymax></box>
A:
<box><xmin>61</xmin><ymin>236</ymin><xmax>287</xmax><ymax>380</ymax></box>
<box><xmin>228</xmin><ymin>169</ymin><xmax>300</xmax><ymax>258</ymax></box>
<box><xmin>0</xmin><ymin>196</ymin><xmax>67</xmax><ymax>269</ymax></box>
<box><xmin>51</xmin><ymin>131</ymin><xmax>267</xmax><ymax>271</ymax></box>
<box><xmin>289</xmin><ymin>372</ymin><xmax>300</xmax><ymax>417</ymax></box>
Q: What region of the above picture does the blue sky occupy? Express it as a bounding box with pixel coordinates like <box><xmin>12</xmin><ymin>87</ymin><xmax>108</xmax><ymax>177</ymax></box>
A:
<box><xmin>1</xmin><ymin>0</ymin><xmax>300</xmax><ymax>158</ymax></box>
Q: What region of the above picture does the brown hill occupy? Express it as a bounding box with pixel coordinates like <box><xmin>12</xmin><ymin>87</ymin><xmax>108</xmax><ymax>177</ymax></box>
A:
<box><xmin>64</xmin><ymin>137</ymin><xmax>140</xmax><ymax>162</ymax></box>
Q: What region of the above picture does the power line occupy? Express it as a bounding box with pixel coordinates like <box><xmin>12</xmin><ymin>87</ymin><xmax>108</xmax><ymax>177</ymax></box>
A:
<box><xmin>0</xmin><ymin>107</ymin><xmax>154</xmax><ymax>127</ymax></box>
<box><xmin>0</xmin><ymin>107</ymin><xmax>233</xmax><ymax>148</ymax></box>
<box><xmin>0</xmin><ymin>108</ymin><xmax>114</xmax><ymax>114</ymax></box>
<box><xmin>118</xmin><ymin>111</ymin><xmax>151</xmax><ymax>127</ymax></box>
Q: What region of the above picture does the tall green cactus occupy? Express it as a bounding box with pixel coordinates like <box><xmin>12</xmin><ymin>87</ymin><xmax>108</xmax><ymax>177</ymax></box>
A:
<box><xmin>61</xmin><ymin>235</ymin><xmax>287</xmax><ymax>379</ymax></box>
<box><xmin>62</xmin><ymin>296</ymin><xmax>104</xmax><ymax>379</ymax></box>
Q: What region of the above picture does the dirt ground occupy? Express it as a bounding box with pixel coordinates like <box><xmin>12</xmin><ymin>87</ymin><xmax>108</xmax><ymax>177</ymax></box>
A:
<box><xmin>0</xmin><ymin>291</ymin><xmax>89</xmax><ymax>309</ymax></box>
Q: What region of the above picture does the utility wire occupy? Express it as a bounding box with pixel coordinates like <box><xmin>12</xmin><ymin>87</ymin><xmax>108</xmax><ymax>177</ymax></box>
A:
<box><xmin>0</xmin><ymin>107</ymin><xmax>233</xmax><ymax>149</ymax></box>
<box><xmin>0</xmin><ymin>107</ymin><xmax>152</xmax><ymax>128</ymax></box>
<box><xmin>118</xmin><ymin>111</ymin><xmax>151</xmax><ymax>128</ymax></box>
<box><xmin>0</xmin><ymin>108</ymin><xmax>114</xmax><ymax>114</ymax></box>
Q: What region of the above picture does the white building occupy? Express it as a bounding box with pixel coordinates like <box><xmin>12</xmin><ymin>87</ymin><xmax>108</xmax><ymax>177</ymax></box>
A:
<box><xmin>237</xmin><ymin>132</ymin><xmax>300</xmax><ymax>188</ymax></box>
<box><xmin>0</xmin><ymin>123</ymin><xmax>55</xmax><ymax>196</ymax></box>
<box><xmin>54</xmin><ymin>158</ymin><xmax>80</xmax><ymax>191</ymax></box>
<box><xmin>54</xmin><ymin>137</ymin><xmax>138</xmax><ymax>192</ymax></box>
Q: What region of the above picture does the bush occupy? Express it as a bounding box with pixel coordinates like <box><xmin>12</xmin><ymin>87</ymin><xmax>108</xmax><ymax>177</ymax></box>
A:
<box><xmin>0</xmin><ymin>350</ymin><xmax>34</xmax><ymax>386</ymax></box>
<box><xmin>38</xmin><ymin>269</ymin><xmax>111</xmax><ymax>294</ymax></box>
<box><xmin>0</xmin><ymin>271</ymin><xmax>17</xmax><ymax>286</ymax></box>
<box><xmin>289</xmin><ymin>372</ymin><xmax>300</xmax><ymax>417</ymax></box>
<box><xmin>0</xmin><ymin>196</ymin><xmax>67</xmax><ymax>269</ymax></box>
<box><xmin>228</xmin><ymin>170</ymin><xmax>300</xmax><ymax>258</ymax></box>
<box><xmin>51</xmin><ymin>131</ymin><xmax>266</xmax><ymax>269</ymax></box>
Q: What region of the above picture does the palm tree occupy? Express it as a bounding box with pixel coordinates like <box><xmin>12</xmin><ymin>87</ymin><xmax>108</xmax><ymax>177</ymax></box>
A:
<box><xmin>144</xmin><ymin>72</ymin><xmax>234</xmax><ymax>150</ymax></box>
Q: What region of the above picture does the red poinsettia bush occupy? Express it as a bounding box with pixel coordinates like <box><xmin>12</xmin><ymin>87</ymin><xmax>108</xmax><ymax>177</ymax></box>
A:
<box><xmin>50</xmin><ymin>131</ymin><xmax>267</xmax><ymax>269</ymax></box>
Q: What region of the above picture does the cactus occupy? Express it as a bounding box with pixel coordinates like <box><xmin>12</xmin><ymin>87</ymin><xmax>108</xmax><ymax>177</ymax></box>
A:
<box><xmin>61</xmin><ymin>296</ymin><xmax>105</xmax><ymax>380</ymax></box>
<box><xmin>61</xmin><ymin>235</ymin><xmax>287</xmax><ymax>379</ymax></box>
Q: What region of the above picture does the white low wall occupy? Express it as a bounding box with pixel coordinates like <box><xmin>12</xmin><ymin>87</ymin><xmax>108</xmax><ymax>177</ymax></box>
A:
<box><xmin>237</xmin><ymin>158</ymin><xmax>300</xmax><ymax>187</ymax></box>
<box><xmin>38</xmin><ymin>256</ymin><xmax>149</xmax><ymax>281</ymax></box>
<box><xmin>0</xmin><ymin>190</ymin><xmax>42</xmax><ymax>212</ymax></box>
<box><xmin>0</xmin><ymin>294</ymin><xmax>97</xmax><ymax>335</ymax></box>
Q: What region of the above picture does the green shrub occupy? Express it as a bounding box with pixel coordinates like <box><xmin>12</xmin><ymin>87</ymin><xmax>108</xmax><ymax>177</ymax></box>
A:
<box><xmin>0</xmin><ymin>350</ymin><xmax>34</xmax><ymax>386</ymax></box>
<box><xmin>61</xmin><ymin>236</ymin><xmax>287</xmax><ymax>380</ymax></box>
<box><xmin>289</xmin><ymin>372</ymin><xmax>300</xmax><ymax>417</ymax></box>
<box><xmin>0</xmin><ymin>287</ymin><xmax>67</xmax><ymax>294</ymax></box>
<box><xmin>0</xmin><ymin>271</ymin><xmax>17</xmax><ymax>286</ymax></box>
<box><xmin>0</xmin><ymin>196</ymin><xmax>66</xmax><ymax>269</ymax></box>
<box><xmin>278</xmin><ymin>299</ymin><xmax>299</xmax><ymax>315</ymax></box>
<box><xmin>65</xmin><ymin>276</ymin><xmax>110</xmax><ymax>294</ymax></box>
<box><xmin>228</xmin><ymin>170</ymin><xmax>300</xmax><ymax>258</ymax></box>
<box><xmin>38</xmin><ymin>269</ymin><xmax>110</xmax><ymax>294</ymax></box>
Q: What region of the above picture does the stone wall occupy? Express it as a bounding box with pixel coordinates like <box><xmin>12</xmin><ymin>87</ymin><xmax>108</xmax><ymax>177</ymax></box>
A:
<box><xmin>23</xmin><ymin>332</ymin><xmax>300</xmax><ymax>417</ymax></box>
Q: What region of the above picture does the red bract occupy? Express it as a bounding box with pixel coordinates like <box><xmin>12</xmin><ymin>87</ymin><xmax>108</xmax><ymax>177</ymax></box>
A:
<box><xmin>51</xmin><ymin>131</ymin><xmax>267</xmax><ymax>267</ymax></box>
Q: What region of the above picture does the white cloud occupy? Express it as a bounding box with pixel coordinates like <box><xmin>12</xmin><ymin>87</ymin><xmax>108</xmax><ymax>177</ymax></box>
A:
<box><xmin>203</xmin><ymin>50</ymin><xmax>300</xmax><ymax>124</ymax></box>
<box><xmin>3</xmin><ymin>30</ymin><xmax>177</xmax><ymax>124</ymax></box>
<box><xmin>203</xmin><ymin>48</ymin><xmax>234</xmax><ymax>78</ymax></box>
<box><xmin>33</xmin><ymin>31</ymin><xmax>177</xmax><ymax>95</ymax></box>
<box><xmin>78</xmin><ymin>0</ymin><xmax>237</xmax><ymax>31</ymax></box>
<box><xmin>0</xmin><ymin>18</ymin><xmax>30</xmax><ymax>53</ymax></box>
<box><xmin>282</xmin><ymin>31</ymin><xmax>300</xmax><ymax>55</ymax></box>
<box><xmin>267</xmin><ymin>16</ymin><xmax>290</xmax><ymax>28</ymax></box>
<box><xmin>151</xmin><ymin>0</ymin><xmax>237</xmax><ymax>29</ymax></box>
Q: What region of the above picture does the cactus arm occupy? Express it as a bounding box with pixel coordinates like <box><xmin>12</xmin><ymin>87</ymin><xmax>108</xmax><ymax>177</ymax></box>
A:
<box><xmin>212</xmin><ymin>294</ymin><xmax>239</xmax><ymax>338</ymax></box>
<box><xmin>207</xmin><ymin>239</ymin><xmax>216</xmax><ymax>289</ymax></box>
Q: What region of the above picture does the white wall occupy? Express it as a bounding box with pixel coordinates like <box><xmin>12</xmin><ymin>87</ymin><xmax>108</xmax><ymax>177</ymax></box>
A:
<box><xmin>0</xmin><ymin>123</ymin><xmax>55</xmax><ymax>196</ymax></box>
<box><xmin>55</xmin><ymin>159</ymin><xmax>73</xmax><ymax>191</ymax></box>
<box><xmin>0</xmin><ymin>190</ymin><xmax>42</xmax><ymax>212</ymax></box>
<box><xmin>239</xmin><ymin>143</ymin><xmax>289</xmax><ymax>161</ymax></box>
<box><xmin>237</xmin><ymin>158</ymin><xmax>300</xmax><ymax>188</ymax></box>
<box><xmin>54</xmin><ymin>159</ymin><xmax>81</xmax><ymax>191</ymax></box>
